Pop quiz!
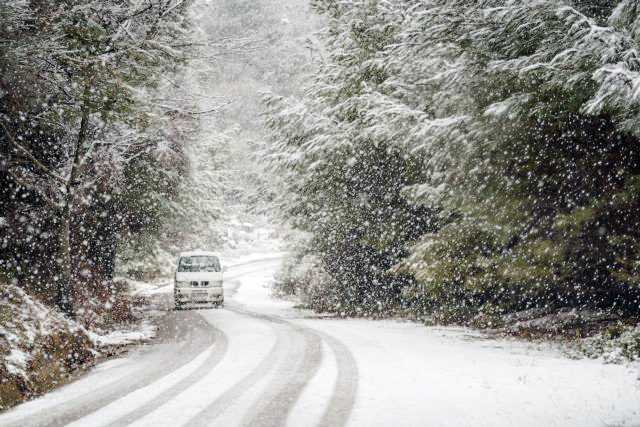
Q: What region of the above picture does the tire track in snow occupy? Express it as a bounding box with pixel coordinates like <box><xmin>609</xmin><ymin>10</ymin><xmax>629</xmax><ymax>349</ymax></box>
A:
<box><xmin>228</xmin><ymin>308</ymin><xmax>358</xmax><ymax>427</ymax></box>
<box><xmin>183</xmin><ymin>315</ymin><xmax>290</xmax><ymax>427</ymax></box>
<box><xmin>239</xmin><ymin>316</ymin><xmax>322</xmax><ymax>427</ymax></box>
<box><xmin>184</xmin><ymin>306</ymin><xmax>325</xmax><ymax>427</ymax></box>
<box><xmin>151</xmin><ymin>256</ymin><xmax>356</xmax><ymax>427</ymax></box>
<box><xmin>104</xmin><ymin>327</ymin><xmax>229</xmax><ymax>427</ymax></box>
<box><xmin>187</xmin><ymin>259</ymin><xmax>357</xmax><ymax>427</ymax></box>
<box><xmin>1</xmin><ymin>310</ymin><xmax>216</xmax><ymax>427</ymax></box>
<box><xmin>316</xmin><ymin>331</ymin><xmax>358</xmax><ymax>427</ymax></box>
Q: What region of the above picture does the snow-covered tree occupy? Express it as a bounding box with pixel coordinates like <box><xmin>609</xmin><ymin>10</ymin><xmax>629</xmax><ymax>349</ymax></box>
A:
<box><xmin>393</xmin><ymin>0</ymin><xmax>640</xmax><ymax>319</ymax></box>
<box><xmin>267</xmin><ymin>0</ymin><xmax>640</xmax><ymax>319</ymax></box>
<box><xmin>265</xmin><ymin>0</ymin><xmax>437</xmax><ymax>315</ymax></box>
<box><xmin>1</xmin><ymin>0</ymin><xmax>195</xmax><ymax>317</ymax></box>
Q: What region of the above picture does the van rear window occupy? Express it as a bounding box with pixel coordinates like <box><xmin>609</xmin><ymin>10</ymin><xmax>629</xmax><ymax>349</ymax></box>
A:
<box><xmin>178</xmin><ymin>256</ymin><xmax>221</xmax><ymax>272</ymax></box>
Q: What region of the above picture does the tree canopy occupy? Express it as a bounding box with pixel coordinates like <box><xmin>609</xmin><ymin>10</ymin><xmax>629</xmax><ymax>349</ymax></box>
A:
<box><xmin>266</xmin><ymin>0</ymin><xmax>640</xmax><ymax>320</ymax></box>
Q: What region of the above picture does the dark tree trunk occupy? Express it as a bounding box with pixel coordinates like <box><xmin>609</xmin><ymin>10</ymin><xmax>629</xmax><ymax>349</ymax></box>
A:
<box><xmin>56</xmin><ymin>92</ymin><xmax>90</xmax><ymax>318</ymax></box>
<box><xmin>56</xmin><ymin>200</ymin><xmax>75</xmax><ymax>317</ymax></box>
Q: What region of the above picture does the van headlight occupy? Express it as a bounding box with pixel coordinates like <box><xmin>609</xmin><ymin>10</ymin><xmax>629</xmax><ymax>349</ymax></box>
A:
<box><xmin>175</xmin><ymin>281</ymin><xmax>189</xmax><ymax>288</ymax></box>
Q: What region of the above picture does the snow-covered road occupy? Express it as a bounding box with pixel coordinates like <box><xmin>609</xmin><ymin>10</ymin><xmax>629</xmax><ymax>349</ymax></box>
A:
<box><xmin>2</xmin><ymin>257</ymin><xmax>639</xmax><ymax>427</ymax></box>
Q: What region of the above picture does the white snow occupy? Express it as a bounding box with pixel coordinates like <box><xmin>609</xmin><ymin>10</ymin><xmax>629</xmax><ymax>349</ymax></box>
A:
<box><xmin>286</xmin><ymin>340</ymin><xmax>337</xmax><ymax>426</ymax></box>
<box><xmin>86</xmin><ymin>320</ymin><xmax>156</xmax><ymax>347</ymax></box>
<box><xmin>66</xmin><ymin>344</ymin><xmax>221</xmax><ymax>427</ymax></box>
<box><xmin>126</xmin><ymin>310</ymin><xmax>277</xmax><ymax>427</ymax></box>
<box><xmin>231</xmin><ymin>260</ymin><xmax>640</xmax><ymax>427</ymax></box>
<box><xmin>0</xmin><ymin>349</ymin><xmax>164</xmax><ymax>424</ymax></box>
<box><xmin>0</xmin><ymin>283</ymin><xmax>83</xmax><ymax>381</ymax></box>
<box><xmin>3</xmin><ymin>254</ymin><xmax>639</xmax><ymax>427</ymax></box>
<box><xmin>4</xmin><ymin>349</ymin><xmax>29</xmax><ymax>376</ymax></box>
<box><xmin>300</xmin><ymin>319</ymin><xmax>640</xmax><ymax>427</ymax></box>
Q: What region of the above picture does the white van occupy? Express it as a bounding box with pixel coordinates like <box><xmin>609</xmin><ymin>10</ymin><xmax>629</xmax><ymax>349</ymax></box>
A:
<box><xmin>174</xmin><ymin>251</ymin><xmax>224</xmax><ymax>309</ymax></box>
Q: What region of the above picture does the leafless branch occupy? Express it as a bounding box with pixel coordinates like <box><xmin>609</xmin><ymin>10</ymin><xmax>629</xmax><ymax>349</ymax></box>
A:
<box><xmin>153</xmin><ymin>100</ymin><xmax>233</xmax><ymax>116</ymax></box>
<box><xmin>162</xmin><ymin>0</ymin><xmax>186</xmax><ymax>17</ymax></box>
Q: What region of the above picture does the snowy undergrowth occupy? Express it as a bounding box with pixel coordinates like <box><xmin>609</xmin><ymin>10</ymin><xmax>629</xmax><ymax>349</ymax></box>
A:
<box><xmin>576</xmin><ymin>324</ymin><xmax>640</xmax><ymax>363</ymax></box>
<box><xmin>0</xmin><ymin>282</ymin><xmax>93</xmax><ymax>410</ymax></box>
<box><xmin>274</xmin><ymin>253</ymin><xmax>338</xmax><ymax>313</ymax></box>
<box><xmin>500</xmin><ymin>308</ymin><xmax>640</xmax><ymax>363</ymax></box>
<box><xmin>0</xmin><ymin>281</ymin><xmax>155</xmax><ymax>411</ymax></box>
<box><xmin>275</xmin><ymin>253</ymin><xmax>640</xmax><ymax>364</ymax></box>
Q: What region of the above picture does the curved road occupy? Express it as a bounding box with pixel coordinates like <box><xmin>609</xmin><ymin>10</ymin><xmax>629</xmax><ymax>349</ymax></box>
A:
<box><xmin>0</xmin><ymin>259</ymin><xmax>358</xmax><ymax>427</ymax></box>
<box><xmin>1</xmin><ymin>257</ymin><xmax>639</xmax><ymax>427</ymax></box>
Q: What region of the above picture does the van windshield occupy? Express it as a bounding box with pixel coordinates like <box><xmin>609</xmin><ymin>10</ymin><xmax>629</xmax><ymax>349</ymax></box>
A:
<box><xmin>178</xmin><ymin>256</ymin><xmax>221</xmax><ymax>272</ymax></box>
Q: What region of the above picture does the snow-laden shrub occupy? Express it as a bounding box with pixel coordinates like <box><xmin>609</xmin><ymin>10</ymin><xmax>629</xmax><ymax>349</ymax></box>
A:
<box><xmin>274</xmin><ymin>252</ymin><xmax>339</xmax><ymax>313</ymax></box>
<box><xmin>0</xmin><ymin>281</ymin><xmax>95</xmax><ymax>410</ymax></box>
<box><xmin>579</xmin><ymin>324</ymin><xmax>640</xmax><ymax>363</ymax></box>
<box><xmin>75</xmin><ymin>279</ymin><xmax>137</xmax><ymax>332</ymax></box>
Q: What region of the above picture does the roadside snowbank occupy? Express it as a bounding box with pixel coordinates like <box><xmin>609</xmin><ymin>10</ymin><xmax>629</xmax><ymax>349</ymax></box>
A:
<box><xmin>577</xmin><ymin>324</ymin><xmax>640</xmax><ymax>363</ymax></box>
<box><xmin>0</xmin><ymin>283</ymin><xmax>94</xmax><ymax>410</ymax></box>
<box><xmin>85</xmin><ymin>320</ymin><xmax>156</xmax><ymax>348</ymax></box>
<box><xmin>0</xmin><ymin>282</ymin><xmax>156</xmax><ymax>411</ymax></box>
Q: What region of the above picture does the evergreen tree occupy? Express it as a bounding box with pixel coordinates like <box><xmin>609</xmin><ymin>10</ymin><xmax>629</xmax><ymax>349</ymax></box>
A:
<box><xmin>1</xmin><ymin>0</ymin><xmax>195</xmax><ymax>316</ymax></box>
<box><xmin>268</xmin><ymin>0</ymin><xmax>640</xmax><ymax>319</ymax></box>
<box><xmin>266</xmin><ymin>0</ymin><xmax>436</xmax><ymax>314</ymax></box>
<box><xmin>397</xmin><ymin>0</ymin><xmax>640</xmax><ymax>319</ymax></box>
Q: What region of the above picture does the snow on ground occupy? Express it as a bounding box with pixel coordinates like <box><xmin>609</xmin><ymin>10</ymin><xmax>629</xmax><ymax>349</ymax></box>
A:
<box><xmin>125</xmin><ymin>277</ymin><xmax>171</xmax><ymax>296</ymax></box>
<box><xmin>0</xmin><ymin>350</ymin><xmax>152</xmax><ymax>423</ymax></box>
<box><xmin>100</xmin><ymin>310</ymin><xmax>277</xmax><ymax>427</ymax></box>
<box><xmin>65</xmin><ymin>344</ymin><xmax>221</xmax><ymax>427</ymax></box>
<box><xmin>225</xmin><ymin>250</ymin><xmax>289</xmax><ymax>268</ymax></box>
<box><xmin>85</xmin><ymin>320</ymin><xmax>156</xmax><ymax>347</ymax></box>
<box><xmin>0</xmin><ymin>284</ymin><xmax>88</xmax><ymax>381</ymax></box>
<box><xmin>4</xmin><ymin>349</ymin><xmax>29</xmax><ymax>377</ymax></box>
<box><xmin>3</xmin><ymin>254</ymin><xmax>639</xmax><ymax>426</ymax></box>
<box><xmin>301</xmin><ymin>318</ymin><xmax>640</xmax><ymax>427</ymax></box>
<box><xmin>232</xmin><ymin>262</ymin><xmax>640</xmax><ymax>427</ymax></box>
<box><xmin>231</xmin><ymin>264</ymin><xmax>295</xmax><ymax>315</ymax></box>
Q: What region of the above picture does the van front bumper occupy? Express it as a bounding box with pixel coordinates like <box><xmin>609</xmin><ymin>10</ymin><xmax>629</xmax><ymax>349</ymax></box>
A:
<box><xmin>174</xmin><ymin>288</ymin><xmax>224</xmax><ymax>305</ymax></box>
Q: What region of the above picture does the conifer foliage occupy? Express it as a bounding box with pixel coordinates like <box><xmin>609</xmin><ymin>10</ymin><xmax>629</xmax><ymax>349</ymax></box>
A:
<box><xmin>266</xmin><ymin>0</ymin><xmax>640</xmax><ymax>319</ymax></box>
<box><xmin>1</xmin><ymin>0</ymin><xmax>195</xmax><ymax>317</ymax></box>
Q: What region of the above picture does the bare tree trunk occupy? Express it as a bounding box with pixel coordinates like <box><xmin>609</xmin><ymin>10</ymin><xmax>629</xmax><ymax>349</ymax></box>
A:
<box><xmin>56</xmin><ymin>199</ymin><xmax>75</xmax><ymax>317</ymax></box>
<box><xmin>56</xmin><ymin>90</ymin><xmax>90</xmax><ymax>318</ymax></box>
